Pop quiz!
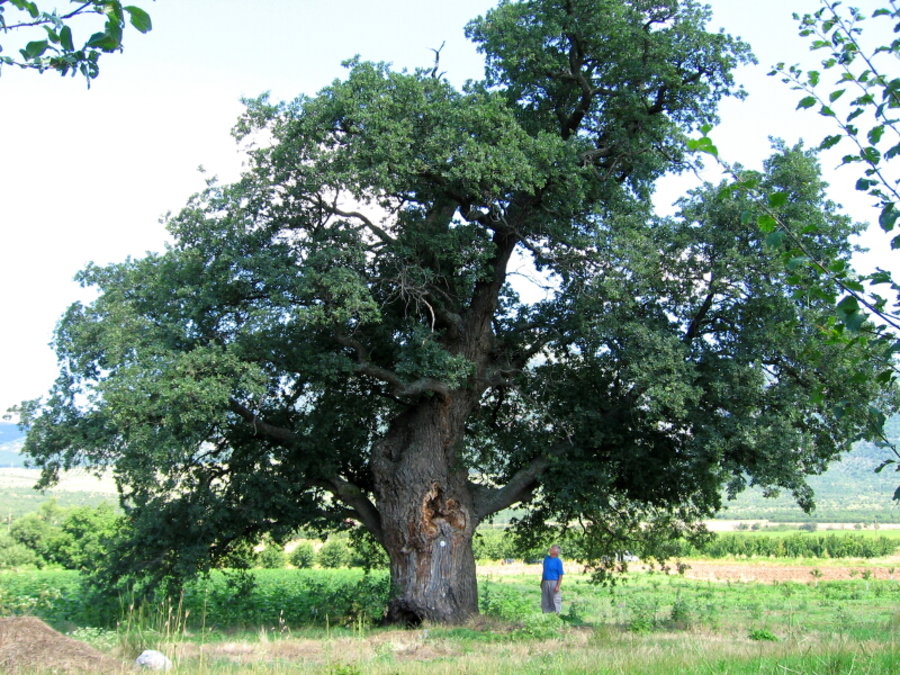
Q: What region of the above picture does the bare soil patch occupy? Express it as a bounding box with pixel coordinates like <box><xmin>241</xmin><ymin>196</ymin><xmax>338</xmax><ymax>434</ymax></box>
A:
<box><xmin>677</xmin><ymin>559</ymin><xmax>900</xmax><ymax>583</ymax></box>
<box><xmin>0</xmin><ymin>616</ymin><xmax>125</xmax><ymax>674</ymax></box>
<box><xmin>478</xmin><ymin>557</ymin><xmax>900</xmax><ymax>583</ymax></box>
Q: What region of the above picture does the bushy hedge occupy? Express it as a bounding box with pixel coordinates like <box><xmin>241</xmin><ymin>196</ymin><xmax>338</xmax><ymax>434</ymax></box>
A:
<box><xmin>0</xmin><ymin>569</ymin><xmax>390</xmax><ymax>629</ymax></box>
<box><xmin>678</xmin><ymin>533</ymin><xmax>897</xmax><ymax>559</ymax></box>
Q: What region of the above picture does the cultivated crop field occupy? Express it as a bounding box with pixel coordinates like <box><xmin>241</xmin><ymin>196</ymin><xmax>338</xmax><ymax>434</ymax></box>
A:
<box><xmin>1</xmin><ymin>550</ymin><xmax>898</xmax><ymax>674</ymax></box>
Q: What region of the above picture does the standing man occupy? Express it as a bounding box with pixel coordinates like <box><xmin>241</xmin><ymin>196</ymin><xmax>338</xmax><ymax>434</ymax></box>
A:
<box><xmin>541</xmin><ymin>545</ymin><xmax>564</xmax><ymax>614</ymax></box>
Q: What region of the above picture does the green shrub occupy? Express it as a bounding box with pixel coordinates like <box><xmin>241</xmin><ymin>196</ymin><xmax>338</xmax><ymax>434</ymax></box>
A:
<box><xmin>318</xmin><ymin>539</ymin><xmax>350</xmax><ymax>568</ymax></box>
<box><xmin>479</xmin><ymin>583</ymin><xmax>532</xmax><ymax>621</ymax></box>
<box><xmin>46</xmin><ymin>504</ymin><xmax>123</xmax><ymax>571</ymax></box>
<box><xmin>669</xmin><ymin>595</ymin><xmax>694</xmax><ymax>629</ymax></box>
<box><xmin>677</xmin><ymin>532</ymin><xmax>898</xmax><ymax>559</ymax></box>
<box><xmin>749</xmin><ymin>628</ymin><xmax>779</xmax><ymax>641</ymax></box>
<box><xmin>626</xmin><ymin>598</ymin><xmax>659</xmax><ymax>633</ymax></box>
<box><xmin>473</xmin><ymin>528</ymin><xmax>515</xmax><ymax>561</ymax></box>
<box><xmin>348</xmin><ymin>529</ymin><xmax>388</xmax><ymax>570</ymax></box>
<box><xmin>9</xmin><ymin>513</ymin><xmax>57</xmax><ymax>560</ymax></box>
<box><xmin>256</xmin><ymin>544</ymin><xmax>286</xmax><ymax>569</ymax></box>
<box><xmin>289</xmin><ymin>542</ymin><xmax>315</xmax><ymax>569</ymax></box>
<box><xmin>0</xmin><ymin>534</ymin><xmax>42</xmax><ymax>569</ymax></box>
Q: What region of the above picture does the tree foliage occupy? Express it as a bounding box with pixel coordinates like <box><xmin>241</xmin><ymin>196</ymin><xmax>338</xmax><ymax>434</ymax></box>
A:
<box><xmin>15</xmin><ymin>0</ymin><xmax>899</xmax><ymax>622</ymax></box>
<box><xmin>774</xmin><ymin>0</ymin><xmax>900</xmax><ymax>244</ymax></box>
<box><xmin>688</xmin><ymin>1</ymin><xmax>900</xmax><ymax>492</ymax></box>
<box><xmin>0</xmin><ymin>0</ymin><xmax>151</xmax><ymax>83</ymax></box>
<box><xmin>5</xmin><ymin>501</ymin><xmax>123</xmax><ymax>570</ymax></box>
<box><xmin>687</xmin><ymin>1</ymin><xmax>900</xmax><ymax>498</ymax></box>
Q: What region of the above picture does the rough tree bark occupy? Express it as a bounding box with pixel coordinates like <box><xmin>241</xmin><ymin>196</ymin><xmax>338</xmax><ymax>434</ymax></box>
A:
<box><xmin>372</xmin><ymin>398</ymin><xmax>480</xmax><ymax>625</ymax></box>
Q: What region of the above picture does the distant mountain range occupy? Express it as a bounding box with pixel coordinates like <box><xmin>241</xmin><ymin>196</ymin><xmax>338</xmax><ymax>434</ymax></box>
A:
<box><xmin>1</xmin><ymin>421</ymin><xmax>897</xmax><ymax>522</ymax></box>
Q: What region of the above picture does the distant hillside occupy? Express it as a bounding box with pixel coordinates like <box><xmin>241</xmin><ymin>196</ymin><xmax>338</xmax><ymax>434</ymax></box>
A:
<box><xmin>716</xmin><ymin>417</ymin><xmax>899</xmax><ymax>523</ymax></box>
<box><xmin>0</xmin><ymin>420</ymin><xmax>896</xmax><ymax>522</ymax></box>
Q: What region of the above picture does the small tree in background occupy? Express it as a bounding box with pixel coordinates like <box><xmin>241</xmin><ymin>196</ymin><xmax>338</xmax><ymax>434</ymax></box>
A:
<box><xmin>289</xmin><ymin>542</ymin><xmax>315</xmax><ymax>569</ymax></box>
<box><xmin>317</xmin><ymin>539</ymin><xmax>350</xmax><ymax>569</ymax></box>
<box><xmin>255</xmin><ymin>542</ymin><xmax>286</xmax><ymax>569</ymax></box>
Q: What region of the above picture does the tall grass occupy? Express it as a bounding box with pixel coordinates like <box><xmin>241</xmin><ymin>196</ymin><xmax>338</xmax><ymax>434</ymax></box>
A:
<box><xmin>1</xmin><ymin>566</ymin><xmax>897</xmax><ymax>673</ymax></box>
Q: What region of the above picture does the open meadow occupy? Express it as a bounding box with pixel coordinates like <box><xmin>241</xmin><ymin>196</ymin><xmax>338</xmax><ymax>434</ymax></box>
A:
<box><xmin>1</xmin><ymin>547</ymin><xmax>898</xmax><ymax>674</ymax></box>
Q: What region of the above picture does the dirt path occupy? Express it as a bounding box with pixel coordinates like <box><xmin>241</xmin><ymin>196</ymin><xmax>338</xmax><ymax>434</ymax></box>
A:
<box><xmin>676</xmin><ymin>559</ymin><xmax>899</xmax><ymax>583</ymax></box>
<box><xmin>479</xmin><ymin>557</ymin><xmax>900</xmax><ymax>583</ymax></box>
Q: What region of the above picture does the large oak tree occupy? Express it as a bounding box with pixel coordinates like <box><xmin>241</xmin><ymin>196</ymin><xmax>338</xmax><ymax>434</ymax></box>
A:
<box><xmin>19</xmin><ymin>0</ymin><xmax>897</xmax><ymax>624</ymax></box>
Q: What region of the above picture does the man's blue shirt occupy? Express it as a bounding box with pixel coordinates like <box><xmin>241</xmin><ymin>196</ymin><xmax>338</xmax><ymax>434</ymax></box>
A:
<box><xmin>542</xmin><ymin>555</ymin><xmax>564</xmax><ymax>581</ymax></box>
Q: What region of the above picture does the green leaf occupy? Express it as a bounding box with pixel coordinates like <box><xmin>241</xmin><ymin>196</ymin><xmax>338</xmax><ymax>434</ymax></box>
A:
<box><xmin>836</xmin><ymin>295</ymin><xmax>864</xmax><ymax>332</ymax></box>
<box><xmin>10</xmin><ymin>1</ymin><xmax>40</xmax><ymax>19</ymax></box>
<box><xmin>868</xmin><ymin>125</ymin><xmax>885</xmax><ymax>145</ymax></box>
<box><xmin>785</xmin><ymin>254</ymin><xmax>811</xmax><ymax>270</ymax></box>
<box><xmin>756</xmin><ymin>214</ymin><xmax>778</xmax><ymax>234</ymax></box>
<box><xmin>860</xmin><ymin>146</ymin><xmax>881</xmax><ymax>164</ymax></box>
<box><xmin>86</xmin><ymin>31</ymin><xmax>120</xmax><ymax>52</ymax></box>
<box><xmin>818</xmin><ymin>105</ymin><xmax>836</xmax><ymax>117</ymax></box>
<box><xmin>767</xmin><ymin>192</ymin><xmax>788</xmax><ymax>208</ymax></box>
<box><xmin>819</xmin><ymin>134</ymin><xmax>842</xmax><ymax>150</ymax></box>
<box><xmin>828</xmin><ymin>89</ymin><xmax>845</xmax><ymax>102</ymax></box>
<box><xmin>884</xmin><ymin>142</ymin><xmax>900</xmax><ymax>160</ymax></box>
<box><xmin>797</xmin><ymin>96</ymin><xmax>816</xmax><ymax>110</ymax></box>
<box><xmin>686</xmin><ymin>136</ymin><xmax>718</xmax><ymax>157</ymax></box>
<box><xmin>869</xmin><ymin>270</ymin><xmax>892</xmax><ymax>284</ymax></box>
<box><xmin>765</xmin><ymin>231</ymin><xmax>784</xmax><ymax>248</ymax></box>
<box><xmin>59</xmin><ymin>25</ymin><xmax>74</xmax><ymax>52</ymax></box>
<box><xmin>125</xmin><ymin>6</ymin><xmax>153</xmax><ymax>33</ymax></box>
<box><xmin>21</xmin><ymin>40</ymin><xmax>49</xmax><ymax>60</ymax></box>
<box><xmin>875</xmin><ymin>370</ymin><xmax>894</xmax><ymax>385</ymax></box>
<box><xmin>855</xmin><ymin>177</ymin><xmax>877</xmax><ymax>191</ymax></box>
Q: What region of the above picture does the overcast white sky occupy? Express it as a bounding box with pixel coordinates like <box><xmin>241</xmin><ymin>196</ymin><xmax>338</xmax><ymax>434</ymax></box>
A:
<box><xmin>1</xmin><ymin>0</ymin><xmax>897</xmax><ymax>413</ymax></box>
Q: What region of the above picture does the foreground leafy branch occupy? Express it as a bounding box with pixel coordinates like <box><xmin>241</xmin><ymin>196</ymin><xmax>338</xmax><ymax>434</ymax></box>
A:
<box><xmin>0</xmin><ymin>0</ymin><xmax>151</xmax><ymax>83</ymax></box>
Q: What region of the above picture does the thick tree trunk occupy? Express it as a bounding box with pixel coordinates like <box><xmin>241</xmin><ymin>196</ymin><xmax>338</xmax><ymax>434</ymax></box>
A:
<box><xmin>372</xmin><ymin>398</ymin><xmax>479</xmax><ymax>625</ymax></box>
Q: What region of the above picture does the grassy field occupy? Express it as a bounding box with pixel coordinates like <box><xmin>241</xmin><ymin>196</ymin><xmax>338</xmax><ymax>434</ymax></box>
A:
<box><xmin>1</xmin><ymin>558</ymin><xmax>897</xmax><ymax>674</ymax></box>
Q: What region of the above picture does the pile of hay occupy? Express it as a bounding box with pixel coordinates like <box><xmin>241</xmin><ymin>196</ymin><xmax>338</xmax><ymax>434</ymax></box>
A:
<box><xmin>0</xmin><ymin>616</ymin><xmax>124</xmax><ymax>673</ymax></box>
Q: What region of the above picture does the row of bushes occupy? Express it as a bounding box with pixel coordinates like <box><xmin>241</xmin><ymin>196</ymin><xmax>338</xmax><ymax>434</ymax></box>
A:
<box><xmin>258</xmin><ymin>534</ymin><xmax>388</xmax><ymax>571</ymax></box>
<box><xmin>676</xmin><ymin>533</ymin><xmax>898</xmax><ymax>559</ymax></box>
<box><xmin>0</xmin><ymin>568</ymin><xmax>391</xmax><ymax>629</ymax></box>
<box><xmin>0</xmin><ymin>500</ymin><xmax>387</xmax><ymax>572</ymax></box>
<box><xmin>4</xmin><ymin>501</ymin><xmax>894</xmax><ymax>573</ymax></box>
<box><xmin>256</xmin><ymin>529</ymin><xmax>899</xmax><ymax>570</ymax></box>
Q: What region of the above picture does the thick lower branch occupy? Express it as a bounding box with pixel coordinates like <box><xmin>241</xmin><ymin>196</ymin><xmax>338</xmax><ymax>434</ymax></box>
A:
<box><xmin>337</xmin><ymin>335</ymin><xmax>452</xmax><ymax>399</ymax></box>
<box><xmin>229</xmin><ymin>400</ymin><xmax>296</xmax><ymax>445</ymax></box>
<box><xmin>326</xmin><ymin>476</ymin><xmax>384</xmax><ymax>543</ymax></box>
<box><xmin>470</xmin><ymin>455</ymin><xmax>551</xmax><ymax>521</ymax></box>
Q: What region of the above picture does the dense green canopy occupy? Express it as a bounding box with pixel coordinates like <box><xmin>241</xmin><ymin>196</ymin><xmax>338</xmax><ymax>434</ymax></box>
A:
<box><xmin>18</xmin><ymin>0</ymin><xmax>897</xmax><ymax>622</ymax></box>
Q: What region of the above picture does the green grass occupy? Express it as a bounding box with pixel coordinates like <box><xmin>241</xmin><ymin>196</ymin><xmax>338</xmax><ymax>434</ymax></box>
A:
<box><xmin>1</xmin><ymin>565</ymin><xmax>897</xmax><ymax>673</ymax></box>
